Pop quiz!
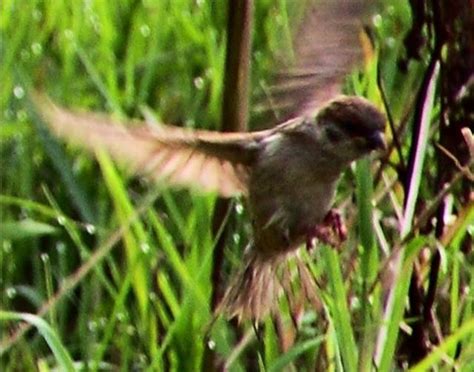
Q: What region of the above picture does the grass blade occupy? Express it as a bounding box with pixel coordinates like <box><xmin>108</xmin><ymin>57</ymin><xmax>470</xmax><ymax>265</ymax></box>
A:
<box><xmin>321</xmin><ymin>246</ymin><xmax>358</xmax><ymax>371</ymax></box>
<box><xmin>0</xmin><ymin>311</ymin><xmax>75</xmax><ymax>371</ymax></box>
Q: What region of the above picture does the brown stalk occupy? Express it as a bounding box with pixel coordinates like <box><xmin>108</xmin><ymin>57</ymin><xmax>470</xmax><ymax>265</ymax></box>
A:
<box><xmin>205</xmin><ymin>1</ymin><xmax>253</xmax><ymax>371</ymax></box>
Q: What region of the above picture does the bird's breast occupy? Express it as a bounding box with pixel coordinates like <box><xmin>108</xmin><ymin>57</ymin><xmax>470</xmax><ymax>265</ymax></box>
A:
<box><xmin>248</xmin><ymin>132</ymin><xmax>340</xmax><ymax>256</ymax></box>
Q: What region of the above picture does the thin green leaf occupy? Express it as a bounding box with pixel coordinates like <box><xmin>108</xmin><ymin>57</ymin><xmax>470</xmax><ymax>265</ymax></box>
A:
<box><xmin>0</xmin><ymin>311</ymin><xmax>75</xmax><ymax>371</ymax></box>
<box><xmin>0</xmin><ymin>220</ymin><xmax>57</xmax><ymax>240</ymax></box>
<box><xmin>268</xmin><ymin>336</ymin><xmax>325</xmax><ymax>372</ymax></box>
<box><xmin>321</xmin><ymin>246</ymin><xmax>358</xmax><ymax>372</ymax></box>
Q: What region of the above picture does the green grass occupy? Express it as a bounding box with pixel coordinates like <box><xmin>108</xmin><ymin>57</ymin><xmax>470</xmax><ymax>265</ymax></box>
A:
<box><xmin>1</xmin><ymin>0</ymin><xmax>473</xmax><ymax>371</ymax></box>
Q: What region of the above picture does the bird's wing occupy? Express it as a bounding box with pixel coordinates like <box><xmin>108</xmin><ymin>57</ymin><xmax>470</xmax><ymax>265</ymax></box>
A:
<box><xmin>36</xmin><ymin>97</ymin><xmax>268</xmax><ymax>197</ymax></box>
<box><xmin>255</xmin><ymin>0</ymin><xmax>374</xmax><ymax>124</ymax></box>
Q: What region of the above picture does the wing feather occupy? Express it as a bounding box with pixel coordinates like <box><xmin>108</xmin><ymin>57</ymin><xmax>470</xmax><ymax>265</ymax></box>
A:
<box><xmin>256</xmin><ymin>0</ymin><xmax>374</xmax><ymax>124</ymax></box>
<box><xmin>35</xmin><ymin>96</ymin><xmax>265</xmax><ymax>197</ymax></box>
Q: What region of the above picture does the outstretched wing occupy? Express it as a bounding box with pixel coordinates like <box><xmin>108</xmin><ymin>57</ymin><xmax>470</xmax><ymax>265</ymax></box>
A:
<box><xmin>256</xmin><ymin>0</ymin><xmax>373</xmax><ymax>124</ymax></box>
<box><xmin>35</xmin><ymin>96</ymin><xmax>268</xmax><ymax>197</ymax></box>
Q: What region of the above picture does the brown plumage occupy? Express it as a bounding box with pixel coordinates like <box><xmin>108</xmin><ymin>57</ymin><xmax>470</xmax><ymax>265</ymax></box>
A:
<box><xmin>35</xmin><ymin>94</ymin><xmax>386</xmax><ymax>320</ymax></box>
<box><xmin>34</xmin><ymin>0</ymin><xmax>384</xmax><ymax>321</ymax></box>
<box><xmin>257</xmin><ymin>0</ymin><xmax>374</xmax><ymax>123</ymax></box>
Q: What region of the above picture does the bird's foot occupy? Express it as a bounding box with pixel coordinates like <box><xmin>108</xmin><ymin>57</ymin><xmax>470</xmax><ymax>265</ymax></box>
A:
<box><xmin>305</xmin><ymin>209</ymin><xmax>347</xmax><ymax>249</ymax></box>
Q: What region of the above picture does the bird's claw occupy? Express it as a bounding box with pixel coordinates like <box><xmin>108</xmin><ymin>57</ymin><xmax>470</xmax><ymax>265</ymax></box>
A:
<box><xmin>305</xmin><ymin>209</ymin><xmax>347</xmax><ymax>250</ymax></box>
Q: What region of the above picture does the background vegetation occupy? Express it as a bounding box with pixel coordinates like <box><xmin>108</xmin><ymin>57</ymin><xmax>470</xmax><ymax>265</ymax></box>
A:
<box><xmin>1</xmin><ymin>0</ymin><xmax>472</xmax><ymax>370</ymax></box>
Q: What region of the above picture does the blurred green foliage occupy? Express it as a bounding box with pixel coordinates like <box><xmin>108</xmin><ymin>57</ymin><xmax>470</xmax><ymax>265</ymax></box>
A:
<box><xmin>1</xmin><ymin>0</ymin><xmax>472</xmax><ymax>371</ymax></box>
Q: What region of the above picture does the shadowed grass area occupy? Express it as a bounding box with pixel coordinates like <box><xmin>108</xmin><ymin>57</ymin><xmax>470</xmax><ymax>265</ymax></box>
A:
<box><xmin>1</xmin><ymin>0</ymin><xmax>473</xmax><ymax>371</ymax></box>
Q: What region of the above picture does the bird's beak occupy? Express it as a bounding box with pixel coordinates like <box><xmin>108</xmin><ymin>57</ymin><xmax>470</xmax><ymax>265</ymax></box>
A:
<box><xmin>368</xmin><ymin>131</ymin><xmax>386</xmax><ymax>151</ymax></box>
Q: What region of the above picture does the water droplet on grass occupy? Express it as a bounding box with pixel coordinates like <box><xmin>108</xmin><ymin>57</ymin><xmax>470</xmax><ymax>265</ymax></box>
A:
<box><xmin>194</xmin><ymin>76</ymin><xmax>204</xmax><ymax>90</ymax></box>
<box><xmin>140</xmin><ymin>242</ymin><xmax>151</xmax><ymax>254</ymax></box>
<box><xmin>116</xmin><ymin>312</ymin><xmax>126</xmax><ymax>321</ymax></box>
<box><xmin>3</xmin><ymin>241</ymin><xmax>12</xmax><ymax>253</ymax></box>
<box><xmin>140</xmin><ymin>24</ymin><xmax>150</xmax><ymax>37</ymax></box>
<box><xmin>207</xmin><ymin>339</ymin><xmax>216</xmax><ymax>350</ymax></box>
<box><xmin>372</xmin><ymin>14</ymin><xmax>382</xmax><ymax>28</ymax></box>
<box><xmin>235</xmin><ymin>203</ymin><xmax>244</xmax><ymax>215</ymax></box>
<box><xmin>88</xmin><ymin>321</ymin><xmax>97</xmax><ymax>331</ymax></box>
<box><xmin>13</xmin><ymin>86</ymin><xmax>25</xmax><ymax>99</ymax></box>
<box><xmin>40</xmin><ymin>253</ymin><xmax>49</xmax><ymax>263</ymax></box>
<box><xmin>6</xmin><ymin>287</ymin><xmax>17</xmax><ymax>298</ymax></box>
<box><xmin>56</xmin><ymin>242</ymin><xmax>66</xmax><ymax>254</ymax></box>
<box><xmin>85</xmin><ymin>224</ymin><xmax>96</xmax><ymax>234</ymax></box>
<box><xmin>233</xmin><ymin>233</ymin><xmax>240</xmax><ymax>244</ymax></box>
<box><xmin>386</xmin><ymin>37</ymin><xmax>396</xmax><ymax>48</ymax></box>
<box><xmin>31</xmin><ymin>42</ymin><xmax>43</xmax><ymax>55</ymax></box>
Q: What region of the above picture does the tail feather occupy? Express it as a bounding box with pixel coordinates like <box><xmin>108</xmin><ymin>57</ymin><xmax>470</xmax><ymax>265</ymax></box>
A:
<box><xmin>219</xmin><ymin>252</ymin><xmax>283</xmax><ymax>322</ymax></box>
<box><xmin>218</xmin><ymin>248</ymin><xmax>324</xmax><ymax>322</ymax></box>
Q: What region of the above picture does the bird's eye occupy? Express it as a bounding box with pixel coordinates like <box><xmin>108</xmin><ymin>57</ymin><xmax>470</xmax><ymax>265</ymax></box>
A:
<box><xmin>326</xmin><ymin>127</ymin><xmax>343</xmax><ymax>142</ymax></box>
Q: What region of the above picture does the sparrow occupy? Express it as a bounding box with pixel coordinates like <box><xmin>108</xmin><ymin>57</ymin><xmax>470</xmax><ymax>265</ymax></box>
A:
<box><xmin>35</xmin><ymin>94</ymin><xmax>386</xmax><ymax>320</ymax></box>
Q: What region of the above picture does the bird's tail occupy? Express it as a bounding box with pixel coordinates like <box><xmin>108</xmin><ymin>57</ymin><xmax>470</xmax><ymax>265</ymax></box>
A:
<box><xmin>217</xmin><ymin>248</ymin><xmax>320</xmax><ymax>322</ymax></box>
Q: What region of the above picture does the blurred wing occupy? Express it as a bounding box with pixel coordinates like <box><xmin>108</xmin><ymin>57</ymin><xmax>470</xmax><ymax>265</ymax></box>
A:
<box><xmin>36</xmin><ymin>96</ymin><xmax>267</xmax><ymax>197</ymax></box>
<box><xmin>256</xmin><ymin>0</ymin><xmax>373</xmax><ymax>123</ymax></box>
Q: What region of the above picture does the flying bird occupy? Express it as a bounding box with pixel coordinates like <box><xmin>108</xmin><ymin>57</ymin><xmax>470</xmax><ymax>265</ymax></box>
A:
<box><xmin>35</xmin><ymin>94</ymin><xmax>385</xmax><ymax>319</ymax></box>
<box><xmin>34</xmin><ymin>0</ymin><xmax>385</xmax><ymax>320</ymax></box>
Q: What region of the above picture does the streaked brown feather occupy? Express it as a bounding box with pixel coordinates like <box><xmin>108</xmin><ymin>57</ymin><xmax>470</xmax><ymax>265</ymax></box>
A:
<box><xmin>32</xmin><ymin>0</ymin><xmax>382</xmax><ymax>321</ymax></box>
<box><xmin>35</xmin><ymin>96</ymin><xmax>268</xmax><ymax>197</ymax></box>
<box><xmin>220</xmin><ymin>249</ymin><xmax>323</xmax><ymax>322</ymax></box>
<box><xmin>257</xmin><ymin>0</ymin><xmax>373</xmax><ymax>123</ymax></box>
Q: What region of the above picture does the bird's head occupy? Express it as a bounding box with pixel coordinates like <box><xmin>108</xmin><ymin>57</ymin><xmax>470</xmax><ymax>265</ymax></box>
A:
<box><xmin>316</xmin><ymin>95</ymin><xmax>386</xmax><ymax>163</ymax></box>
